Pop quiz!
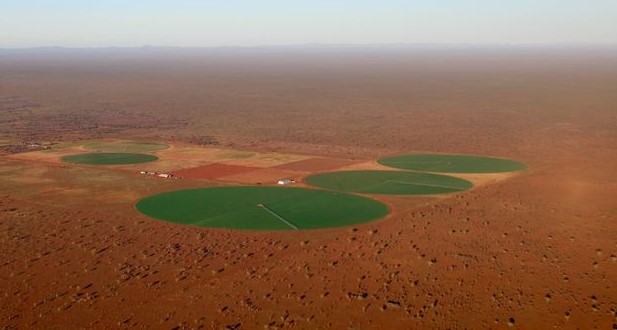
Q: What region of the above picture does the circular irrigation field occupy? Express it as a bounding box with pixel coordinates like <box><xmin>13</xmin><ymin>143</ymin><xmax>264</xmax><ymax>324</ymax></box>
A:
<box><xmin>82</xmin><ymin>140</ymin><xmax>169</xmax><ymax>153</ymax></box>
<box><xmin>378</xmin><ymin>154</ymin><xmax>526</xmax><ymax>173</ymax></box>
<box><xmin>306</xmin><ymin>170</ymin><xmax>473</xmax><ymax>195</ymax></box>
<box><xmin>136</xmin><ymin>186</ymin><xmax>389</xmax><ymax>230</ymax></box>
<box><xmin>62</xmin><ymin>153</ymin><xmax>159</xmax><ymax>165</ymax></box>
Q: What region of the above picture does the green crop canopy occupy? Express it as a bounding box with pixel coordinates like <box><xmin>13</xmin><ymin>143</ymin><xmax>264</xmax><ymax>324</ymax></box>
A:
<box><xmin>378</xmin><ymin>154</ymin><xmax>526</xmax><ymax>173</ymax></box>
<box><xmin>306</xmin><ymin>170</ymin><xmax>473</xmax><ymax>195</ymax></box>
<box><xmin>136</xmin><ymin>186</ymin><xmax>389</xmax><ymax>230</ymax></box>
<box><xmin>62</xmin><ymin>153</ymin><xmax>158</xmax><ymax>165</ymax></box>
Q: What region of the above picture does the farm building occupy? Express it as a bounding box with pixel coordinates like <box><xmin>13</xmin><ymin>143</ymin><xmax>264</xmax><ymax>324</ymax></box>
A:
<box><xmin>277</xmin><ymin>178</ymin><xmax>295</xmax><ymax>185</ymax></box>
<box><xmin>139</xmin><ymin>171</ymin><xmax>156</xmax><ymax>175</ymax></box>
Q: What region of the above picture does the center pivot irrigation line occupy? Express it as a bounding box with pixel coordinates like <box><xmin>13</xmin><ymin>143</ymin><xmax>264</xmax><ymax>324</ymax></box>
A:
<box><xmin>385</xmin><ymin>180</ymin><xmax>465</xmax><ymax>190</ymax></box>
<box><xmin>257</xmin><ymin>203</ymin><xmax>299</xmax><ymax>230</ymax></box>
<box><xmin>382</xmin><ymin>161</ymin><xmax>452</xmax><ymax>165</ymax></box>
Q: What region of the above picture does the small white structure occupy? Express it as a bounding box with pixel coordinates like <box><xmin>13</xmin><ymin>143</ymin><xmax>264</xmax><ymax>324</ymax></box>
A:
<box><xmin>158</xmin><ymin>173</ymin><xmax>173</xmax><ymax>178</ymax></box>
<box><xmin>277</xmin><ymin>178</ymin><xmax>295</xmax><ymax>185</ymax></box>
<box><xmin>140</xmin><ymin>171</ymin><xmax>157</xmax><ymax>175</ymax></box>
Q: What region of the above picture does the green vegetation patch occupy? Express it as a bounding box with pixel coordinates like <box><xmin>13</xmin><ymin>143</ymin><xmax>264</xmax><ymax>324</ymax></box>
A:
<box><xmin>306</xmin><ymin>170</ymin><xmax>473</xmax><ymax>195</ymax></box>
<box><xmin>378</xmin><ymin>154</ymin><xmax>526</xmax><ymax>173</ymax></box>
<box><xmin>136</xmin><ymin>186</ymin><xmax>389</xmax><ymax>230</ymax></box>
<box><xmin>82</xmin><ymin>140</ymin><xmax>169</xmax><ymax>153</ymax></box>
<box><xmin>62</xmin><ymin>153</ymin><xmax>158</xmax><ymax>165</ymax></box>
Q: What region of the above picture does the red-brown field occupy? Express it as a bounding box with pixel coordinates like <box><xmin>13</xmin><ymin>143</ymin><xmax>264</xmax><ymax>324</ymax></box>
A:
<box><xmin>0</xmin><ymin>46</ymin><xmax>616</xmax><ymax>329</ymax></box>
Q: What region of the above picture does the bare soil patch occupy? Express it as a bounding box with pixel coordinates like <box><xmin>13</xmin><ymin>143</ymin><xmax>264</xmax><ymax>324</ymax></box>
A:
<box><xmin>219</xmin><ymin>168</ymin><xmax>309</xmax><ymax>185</ymax></box>
<box><xmin>274</xmin><ymin>157</ymin><xmax>360</xmax><ymax>172</ymax></box>
<box><xmin>173</xmin><ymin>163</ymin><xmax>260</xmax><ymax>180</ymax></box>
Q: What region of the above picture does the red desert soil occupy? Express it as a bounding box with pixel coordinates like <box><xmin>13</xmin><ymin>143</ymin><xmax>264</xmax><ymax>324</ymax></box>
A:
<box><xmin>0</xmin><ymin>47</ymin><xmax>616</xmax><ymax>329</ymax></box>
<box><xmin>173</xmin><ymin>163</ymin><xmax>261</xmax><ymax>180</ymax></box>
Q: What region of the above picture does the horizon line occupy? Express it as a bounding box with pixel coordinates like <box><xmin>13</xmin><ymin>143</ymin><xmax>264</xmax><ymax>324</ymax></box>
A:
<box><xmin>1</xmin><ymin>42</ymin><xmax>617</xmax><ymax>51</ymax></box>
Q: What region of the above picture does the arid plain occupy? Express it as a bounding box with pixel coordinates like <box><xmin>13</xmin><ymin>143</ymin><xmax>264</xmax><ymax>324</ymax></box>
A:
<box><xmin>1</xmin><ymin>46</ymin><xmax>616</xmax><ymax>329</ymax></box>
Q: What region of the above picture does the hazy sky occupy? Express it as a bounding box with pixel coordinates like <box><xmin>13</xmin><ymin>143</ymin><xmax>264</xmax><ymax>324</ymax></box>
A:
<box><xmin>1</xmin><ymin>0</ymin><xmax>616</xmax><ymax>47</ymax></box>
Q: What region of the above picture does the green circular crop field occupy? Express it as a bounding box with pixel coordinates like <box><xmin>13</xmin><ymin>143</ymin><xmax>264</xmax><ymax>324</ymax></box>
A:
<box><xmin>306</xmin><ymin>170</ymin><xmax>473</xmax><ymax>195</ymax></box>
<box><xmin>378</xmin><ymin>154</ymin><xmax>526</xmax><ymax>173</ymax></box>
<box><xmin>83</xmin><ymin>140</ymin><xmax>169</xmax><ymax>153</ymax></box>
<box><xmin>136</xmin><ymin>186</ymin><xmax>389</xmax><ymax>230</ymax></box>
<box><xmin>62</xmin><ymin>153</ymin><xmax>158</xmax><ymax>165</ymax></box>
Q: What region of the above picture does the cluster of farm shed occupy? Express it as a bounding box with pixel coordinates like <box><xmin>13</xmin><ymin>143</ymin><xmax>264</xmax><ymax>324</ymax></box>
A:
<box><xmin>139</xmin><ymin>171</ymin><xmax>176</xmax><ymax>179</ymax></box>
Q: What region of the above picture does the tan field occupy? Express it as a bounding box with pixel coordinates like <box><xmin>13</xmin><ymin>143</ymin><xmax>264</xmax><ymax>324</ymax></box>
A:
<box><xmin>0</xmin><ymin>46</ymin><xmax>616</xmax><ymax>329</ymax></box>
